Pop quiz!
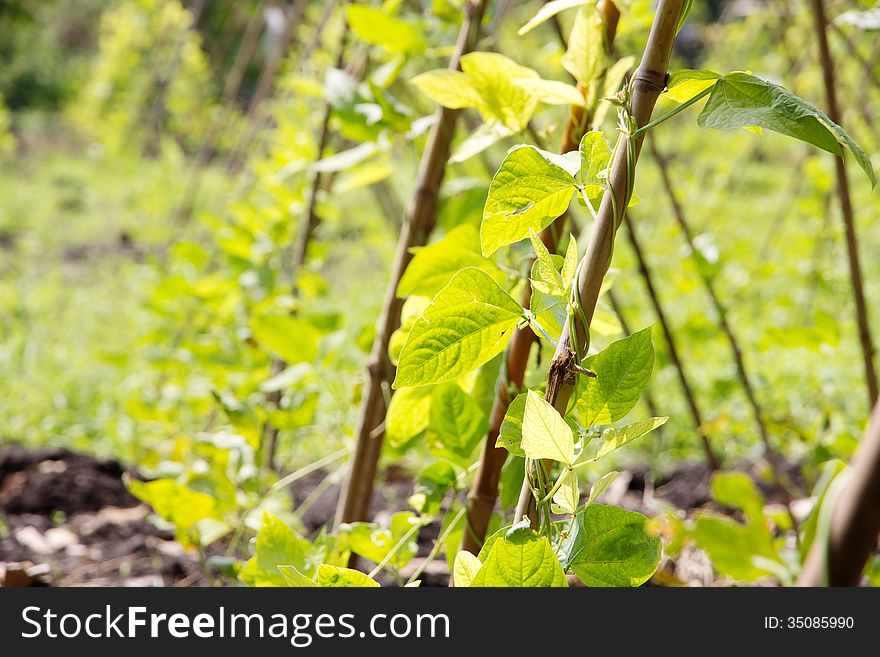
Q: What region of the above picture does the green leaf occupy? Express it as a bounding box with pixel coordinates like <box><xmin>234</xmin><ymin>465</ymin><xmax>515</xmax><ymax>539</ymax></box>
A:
<box><xmin>663</xmin><ymin>69</ymin><xmax>720</xmax><ymax>104</ymax></box>
<box><xmin>471</xmin><ymin>524</ymin><xmax>567</xmax><ymax>587</ymax></box>
<box><xmin>529</xmin><ymin>230</ymin><xmax>565</xmax><ymax>296</ymax></box>
<box><xmin>559</xmin><ymin>504</ymin><xmax>661</xmax><ymax>587</ymax></box>
<box><xmin>518</xmin><ymin>0</ymin><xmax>589</xmax><ymax>35</ymax></box>
<box><xmin>410</xmin><ymin>461</ymin><xmax>458</xmax><ymax>516</ymax></box>
<box><xmin>710</xmin><ymin>472</ymin><xmax>765</xmax><ymax>524</ymax></box>
<box><xmin>521</xmin><ymin>390</ymin><xmax>575</xmax><ymax>465</ymax></box>
<box><xmin>411</xmin><ymin>69</ymin><xmax>483</xmax><ymax>109</ymax></box>
<box><xmin>127</xmin><ymin>478</ymin><xmax>218</xmax><ymax>531</ymax></box>
<box><xmin>693</xmin><ymin>514</ymin><xmax>780</xmax><ymax>582</ymax></box>
<box><xmin>496</xmin><ymin>392</ymin><xmax>527</xmax><ymax>457</ymax></box>
<box><xmin>561</xmin><ymin>234</ymin><xmax>579</xmax><ymax>289</ymax></box>
<box><xmin>393</xmin><ymin>268</ymin><xmax>523</xmax><ymax>388</ymax></box>
<box><xmin>698</xmin><ymin>72</ymin><xmax>876</xmax><ymax>186</ymax></box>
<box><xmin>481</xmin><ymin>145</ymin><xmax>578</xmax><ymax>256</ymax></box>
<box><xmin>460</xmin><ymin>52</ymin><xmax>540</xmax><ymax>130</ymax></box>
<box><xmin>452</xmin><ymin>550</ymin><xmax>483</xmax><ymax>587</ymax></box>
<box><xmin>575</xmin><ymin>327</ymin><xmax>654</xmax><ymax>427</ymax></box>
<box><xmin>427</xmin><ymin>382</ymin><xmax>486</xmax><ymax>462</ymax></box>
<box><xmin>346</xmin><ymin>5</ymin><xmax>425</xmax><ymax>54</ymax></box>
<box><xmin>562</xmin><ymin>5</ymin><xmax>606</xmax><ymax>86</ymax></box>
<box><xmin>317</xmin><ymin>564</ymin><xmax>380</xmax><ymax>587</ymax></box>
<box><xmin>239</xmin><ymin>512</ymin><xmax>314</xmax><ymax>587</ymax></box>
<box><xmin>552</xmin><ymin>469</ymin><xmax>580</xmax><ymax>514</ymax></box>
<box><xmin>596</xmin><ymin>417</ymin><xmax>668</xmax><ymax>459</ymax></box>
<box><xmin>512</xmin><ymin>78</ymin><xmax>585</xmax><ymax>107</ymax></box>
<box><xmin>385</xmin><ymin>385</ymin><xmax>433</xmax><ymax>448</ymax></box>
<box><xmin>397</xmin><ymin>225</ymin><xmax>504</xmax><ymax>298</ymax></box>
<box><xmin>250</xmin><ymin>313</ymin><xmax>320</xmax><ymax>364</ymax></box>
<box><xmin>339</xmin><ymin>512</ymin><xmax>420</xmax><ymax>570</ymax></box>
<box><xmin>587</xmin><ymin>471</ymin><xmax>619</xmax><ymax>505</ymax></box>
<box><xmin>278</xmin><ymin>565</ymin><xmax>317</xmax><ymax>587</ymax></box>
<box><xmin>449</xmin><ymin>121</ymin><xmax>516</xmax><ymax>164</ymax></box>
<box><xmin>578</xmin><ymin>131</ymin><xmax>612</xmax><ymax>200</ymax></box>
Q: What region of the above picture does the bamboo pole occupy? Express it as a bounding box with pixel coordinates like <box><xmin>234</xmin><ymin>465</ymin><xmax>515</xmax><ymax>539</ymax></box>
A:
<box><xmin>810</xmin><ymin>0</ymin><xmax>878</xmax><ymax>409</ymax></box>
<box><xmin>334</xmin><ymin>0</ymin><xmax>490</xmax><ymax>528</ymax></box>
<box><xmin>797</xmin><ymin>400</ymin><xmax>880</xmax><ymax>586</ymax></box>
<box><xmin>514</xmin><ymin>0</ymin><xmax>686</xmax><ymax>523</ymax></box>
<box><xmin>461</xmin><ymin>0</ymin><xmax>622</xmax><ymax>554</ymax></box>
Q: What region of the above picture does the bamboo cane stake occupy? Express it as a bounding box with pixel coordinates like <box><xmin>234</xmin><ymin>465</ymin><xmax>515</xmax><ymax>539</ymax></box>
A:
<box><xmin>514</xmin><ymin>0</ymin><xmax>686</xmax><ymax>523</ymax></box>
<box><xmin>461</xmin><ymin>0</ymin><xmax>622</xmax><ymax>554</ymax></box>
<box><xmin>334</xmin><ymin>0</ymin><xmax>490</xmax><ymax>528</ymax></box>
<box><xmin>798</xmin><ymin>400</ymin><xmax>880</xmax><ymax>586</ymax></box>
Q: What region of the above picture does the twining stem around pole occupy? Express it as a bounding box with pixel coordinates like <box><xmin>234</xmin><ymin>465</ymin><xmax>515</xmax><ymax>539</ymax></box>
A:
<box><xmin>461</xmin><ymin>0</ymin><xmax>622</xmax><ymax>554</ymax></box>
<box><xmin>797</xmin><ymin>400</ymin><xmax>880</xmax><ymax>586</ymax></box>
<box><xmin>810</xmin><ymin>0</ymin><xmax>878</xmax><ymax>409</ymax></box>
<box><xmin>514</xmin><ymin>0</ymin><xmax>686</xmax><ymax>524</ymax></box>
<box><xmin>623</xmin><ymin>210</ymin><xmax>718</xmax><ymax>470</ymax></box>
<box><xmin>334</xmin><ymin>0</ymin><xmax>489</xmax><ymax>530</ymax></box>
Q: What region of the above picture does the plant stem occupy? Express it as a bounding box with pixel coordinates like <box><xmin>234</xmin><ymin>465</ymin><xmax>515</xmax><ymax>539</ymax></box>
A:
<box><xmin>515</xmin><ymin>0</ymin><xmax>687</xmax><ymax>524</ymax></box>
<box><xmin>367</xmin><ymin>522</ymin><xmax>423</xmax><ymax>580</ymax></box>
<box><xmin>622</xmin><ymin>208</ymin><xmax>718</xmax><ymax>470</ymax></box>
<box><xmin>461</xmin><ymin>0</ymin><xmax>623</xmax><ymax>555</ymax></box>
<box><xmin>406</xmin><ymin>505</ymin><xmax>467</xmax><ymax>586</ymax></box>
<box><xmin>335</xmin><ymin>0</ymin><xmax>490</xmax><ymax>531</ymax></box>
<box><xmin>809</xmin><ymin>0</ymin><xmax>878</xmax><ymax>409</ymax></box>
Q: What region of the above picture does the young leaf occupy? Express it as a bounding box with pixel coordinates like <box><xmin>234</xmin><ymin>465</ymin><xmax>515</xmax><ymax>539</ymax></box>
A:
<box><xmin>518</xmin><ymin>0</ymin><xmax>589</xmax><ymax>35</ymax></box>
<box><xmin>710</xmin><ymin>472</ymin><xmax>765</xmax><ymax>525</ymax></box>
<box><xmin>471</xmin><ymin>524</ymin><xmax>567</xmax><ymax>587</ymax></box>
<box><xmin>410</xmin><ymin>460</ymin><xmax>458</xmax><ymax>516</ymax></box>
<box><xmin>460</xmin><ymin>52</ymin><xmax>540</xmax><ymax>130</ymax></box>
<box><xmin>587</xmin><ymin>471</ymin><xmax>619</xmax><ymax>505</ymax></box>
<box><xmin>481</xmin><ymin>145</ymin><xmax>578</xmax><ymax>256</ymax></box>
<box><xmin>562</xmin><ymin>5</ymin><xmax>606</xmax><ymax>86</ymax></box>
<box><xmin>575</xmin><ymin>327</ymin><xmax>655</xmax><ymax>427</ymax></box>
<box><xmin>411</xmin><ymin>69</ymin><xmax>482</xmax><ymax>109</ymax></box>
<box><xmin>553</xmin><ymin>469</ymin><xmax>580</xmax><ymax>514</ymax></box>
<box><xmin>386</xmin><ymin>385</ymin><xmax>433</xmax><ymax>448</ymax></box>
<box><xmin>521</xmin><ymin>390</ymin><xmax>575</xmax><ymax>465</ymax></box>
<box><xmin>340</xmin><ymin>512</ymin><xmax>420</xmax><ymax>570</ymax></box>
<box><xmin>250</xmin><ymin>314</ymin><xmax>320</xmax><ymax>364</ymax></box>
<box><xmin>238</xmin><ymin>512</ymin><xmax>314</xmax><ymax>587</ymax></box>
<box><xmin>496</xmin><ymin>392</ymin><xmax>528</xmax><ymax>457</ymax></box>
<box><xmin>529</xmin><ymin>230</ymin><xmax>565</xmax><ymax>296</ymax></box>
<box><xmin>559</xmin><ymin>504</ymin><xmax>661</xmax><ymax>587</ymax></box>
<box><xmin>596</xmin><ymin>417</ymin><xmax>668</xmax><ymax>459</ymax></box>
<box><xmin>393</xmin><ymin>268</ymin><xmax>523</xmax><ymax>388</ymax></box>
<box><xmin>512</xmin><ymin>78</ymin><xmax>585</xmax><ymax>107</ymax></box>
<box><xmin>346</xmin><ymin>5</ymin><xmax>425</xmax><ymax>55</ymax></box>
<box><xmin>397</xmin><ymin>225</ymin><xmax>504</xmax><ymax>298</ymax></box>
<box><xmin>278</xmin><ymin>565</ymin><xmax>317</xmax><ymax>587</ymax></box>
<box><xmin>692</xmin><ymin>515</ymin><xmax>780</xmax><ymax>582</ymax></box>
<box><xmin>127</xmin><ymin>478</ymin><xmax>218</xmax><ymax>531</ymax></box>
<box><xmin>317</xmin><ymin>564</ymin><xmax>381</xmax><ymax>588</ymax></box>
<box><xmin>578</xmin><ymin>131</ymin><xmax>612</xmax><ymax>200</ymax></box>
<box><xmin>427</xmin><ymin>382</ymin><xmax>487</xmax><ymax>462</ymax></box>
<box><xmin>561</xmin><ymin>234</ymin><xmax>579</xmax><ymax>289</ymax></box>
<box><xmin>663</xmin><ymin>69</ymin><xmax>720</xmax><ymax>104</ymax></box>
<box><xmin>698</xmin><ymin>72</ymin><xmax>876</xmax><ymax>186</ymax></box>
<box><xmin>452</xmin><ymin>550</ymin><xmax>483</xmax><ymax>587</ymax></box>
